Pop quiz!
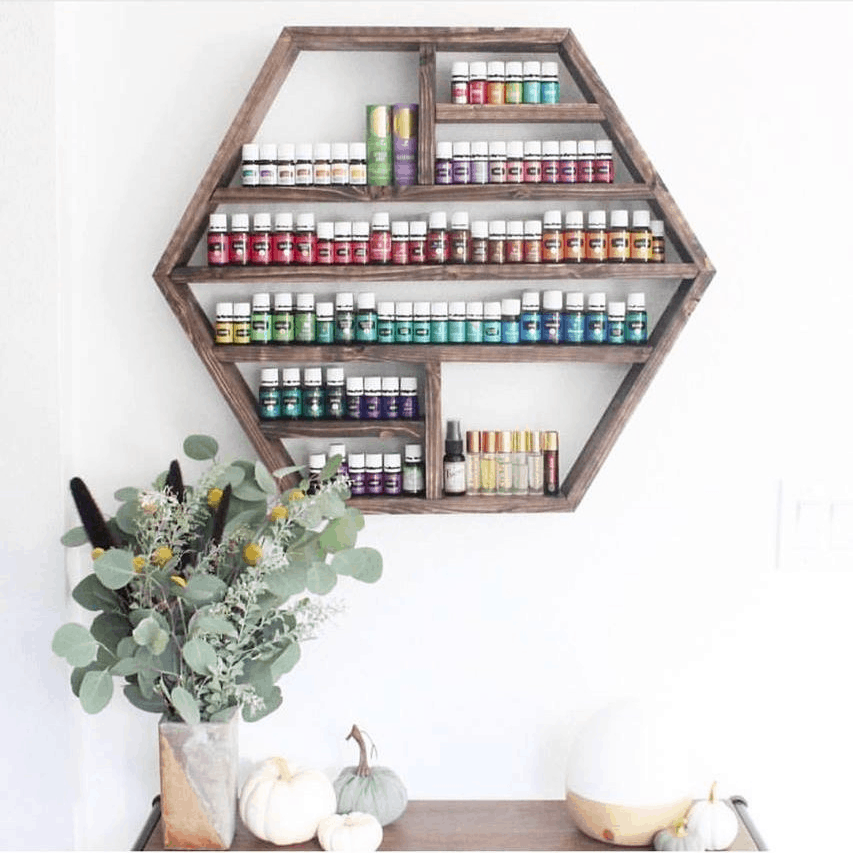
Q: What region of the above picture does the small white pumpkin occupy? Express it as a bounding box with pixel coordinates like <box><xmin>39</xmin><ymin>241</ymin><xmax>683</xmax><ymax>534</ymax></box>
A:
<box><xmin>318</xmin><ymin>811</ymin><xmax>383</xmax><ymax>852</ymax></box>
<box><xmin>239</xmin><ymin>757</ymin><xmax>337</xmax><ymax>845</ymax></box>
<box><xmin>688</xmin><ymin>782</ymin><xmax>738</xmax><ymax>850</ymax></box>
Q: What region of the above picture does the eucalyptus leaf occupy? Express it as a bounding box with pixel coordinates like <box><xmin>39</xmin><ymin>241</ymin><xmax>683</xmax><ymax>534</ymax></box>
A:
<box><xmin>123</xmin><ymin>683</ymin><xmax>166</xmax><ymax>714</ymax></box>
<box><xmin>254</xmin><ymin>461</ymin><xmax>278</xmax><ymax>495</ymax></box>
<box><xmin>183</xmin><ymin>638</ymin><xmax>218</xmax><ymax>675</ymax></box>
<box><xmin>60</xmin><ymin>526</ymin><xmax>90</xmax><ymax>547</ymax></box>
<box><xmin>171</xmin><ymin>686</ymin><xmax>201</xmax><ymax>724</ymax></box>
<box><xmin>128</xmin><ymin>608</ymin><xmax>169</xmax><ymax>631</ymax></box>
<box><xmin>72</xmin><ymin>574</ymin><xmax>120</xmax><ymax>613</ymax></box>
<box><xmin>272</xmin><ymin>464</ymin><xmax>305</xmax><ymax>479</ymax></box>
<box><xmin>264</xmin><ymin>568</ymin><xmax>307</xmax><ymax>599</ymax></box>
<box><xmin>318</xmin><ymin>515</ymin><xmax>358</xmax><ymax>553</ymax></box>
<box><xmin>153</xmin><ymin>639</ymin><xmax>180</xmax><ymax>674</ymax></box>
<box><xmin>209</xmin><ymin>706</ymin><xmax>238</xmax><ymax>723</ymax></box>
<box><xmin>238</xmin><ymin>659</ymin><xmax>272</xmax><ymax>694</ymax></box>
<box><xmin>113</xmin><ymin>487</ymin><xmax>139</xmax><ymax>502</ymax></box>
<box><xmin>52</xmin><ymin>623</ymin><xmax>99</xmax><ymax>667</ymax></box>
<box><xmin>132</xmin><ymin>616</ymin><xmax>170</xmax><ymax>656</ymax></box>
<box><xmin>80</xmin><ymin>669</ymin><xmax>114</xmax><ymax>714</ymax></box>
<box><xmin>181</xmin><ymin>574</ymin><xmax>227</xmax><ymax>605</ymax></box>
<box><xmin>90</xmin><ymin>612</ymin><xmax>133</xmax><ymax>655</ymax></box>
<box><xmin>223</xmin><ymin>508</ymin><xmax>266</xmax><ymax>537</ymax></box>
<box><xmin>270</xmin><ymin>642</ymin><xmax>300</xmax><ymax>681</ymax></box>
<box><xmin>232</xmin><ymin>481</ymin><xmax>269</xmax><ymax>503</ymax></box>
<box><xmin>189</xmin><ymin>613</ymin><xmax>238</xmax><ymax>638</ymax></box>
<box><xmin>320</xmin><ymin>454</ymin><xmax>342</xmax><ymax>480</ymax></box>
<box><xmin>242</xmin><ymin>686</ymin><xmax>282</xmax><ymax>723</ymax></box>
<box><xmin>331</xmin><ymin>547</ymin><xmax>383</xmax><ymax>583</ymax></box>
<box><xmin>222</xmin><ymin>465</ymin><xmax>246</xmax><ymax>488</ymax></box>
<box><xmin>183</xmin><ymin>434</ymin><xmax>218</xmax><ymax>461</ymax></box>
<box><xmin>306</xmin><ymin>563</ymin><xmax>337</xmax><ymax>595</ymax></box>
<box><xmin>111</xmin><ymin>657</ymin><xmax>143</xmax><ymax>677</ymax></box>
<box><xmin>92</xmin><ymin>548</ymin><xmax>136</xmax><ymax>590</ymax></box>
<box><xmin>116</xmin><ymin>636</ymin><xmax>136</xmax><ymax>658</ymax></box>
<box><xmin>114</xmin><ymin>500</ymin><xmax>142</xmax><ymax>536</ymax></box>
<box><xmin>136</xmin><ymin>665</ymin><xmax>156</xmax><ymax>699</ymax></box>
<box><xmin>70</xmin><ymin>650</ymin><xmax>112</xmax><ymax>697</ymax></box>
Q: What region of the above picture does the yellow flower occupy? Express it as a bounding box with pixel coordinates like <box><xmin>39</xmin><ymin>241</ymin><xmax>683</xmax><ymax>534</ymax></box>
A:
<box><xmin>243</xmin><ymin>543</ymin><xmax>262</xmax><ymax>566</ymax></box>
<box><xmin>170</xmin><ymin>575</ymin><xmax>187</xmax><ymax>587</ymax></box>
<box><xmin>91</xmin><ymin>547</ymin><xmax>105</xmax><ymax>561</ymax></box>
<box><xmin>133</xmin><ymin>556</ymin><xmax>146</xmax><ymax>573</ymax></box>
<box><xmin>288</xmin><ymin>489</ymin><xmax>305</xmax><ymax>502</ymax></box>
<box><xmin>152</xmin><ymin>546</ymin><xmax>173</xmax><ymax>567</ymax></box>
<box><xmin>207</xmin><ymin>488</ymin><xmax>223</xmax><ymax>510</ymax></box>
<box><xmin>270</xmin><ymin>505</ymin><xmax>288</xmax><ymax>521</ymax></box>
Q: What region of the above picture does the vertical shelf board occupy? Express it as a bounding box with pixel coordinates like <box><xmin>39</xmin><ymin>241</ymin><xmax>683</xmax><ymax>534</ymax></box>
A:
<box><xmin>153</xmin><ymin>26</ymin><xmax>713</xmax><ymax>515</ymax></box>
<box><xmin>418</xmin><ymin>44</ymin><xmax>436</xmax><ymax>184</ymax></box>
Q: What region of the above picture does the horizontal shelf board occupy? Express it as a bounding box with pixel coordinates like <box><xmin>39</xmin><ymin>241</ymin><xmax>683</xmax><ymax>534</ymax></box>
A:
<box><xmin>259</xmin><ymin>419</ymin><xmax>424</xmax><ymax>439</ymax></box>
<box><xmin>212</xmin><ymin>183</ymin><xmax>653</xmax><ymax>204</ymax></box>
<box><xmin>436</xmin><ymin>103</ymin><xmax>605</xmax><ymax>123</ymax></box>
<box><xmin>351</xmin><ymin>494</ymin><xmax>574</xmax><ymax>514</ymax></box>
<box><xmin>215</xmin><ymin>343</ymin><xmax>651</xmax><ymax>364</ymax></box>
<box><xmin>173</xmin><ymin>263</ymin><xmax>697</xmax><ymax>284</ymax></box>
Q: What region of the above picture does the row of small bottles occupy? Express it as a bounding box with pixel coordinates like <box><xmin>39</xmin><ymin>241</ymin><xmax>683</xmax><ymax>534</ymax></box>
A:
<box><xmin>450</xmin><ymin>60</ymin><xmax>560</xmax><ymax>105</ymax></box>
<box><xmin>259</xmin><ymin>368</ymin><xmax>419</xmax><ymax>421</ymax></box>
<box><xmin>217</xmin><ymin>290</ymin><xmax>648</xmax><ymax>347</ymax></box>
<box><xmin>435</xmin><ymin>139</ymin><xmax>614</xmax><ymax>184</ymax></box>
<box><xmin>206</xmin><ymin>209</ymin><xmax>665</xmax><ymax>266</ymax></box>
<box><xmin>443</xmin><ymin>420</ymin><xmax>560</xmax><ymax>497</ymax></box>
<box><xmin>240</xmin><ymin>142</ymin><xmax>368</xmax><ymax>187</ymax></box>
<box><xmin>309</xmin><ymin>444</ymin><xmax>425</xmax><ymax>498</ymax></box>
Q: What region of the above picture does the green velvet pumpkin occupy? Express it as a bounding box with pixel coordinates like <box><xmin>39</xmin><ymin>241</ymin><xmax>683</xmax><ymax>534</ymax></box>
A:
<box><xmin>653</xmin><ymin>818</ymin><xmax>704</xmax><ymax>851</ymax></box>
<box><xmin>333</xmin><ymin>725</ymin><xmax>408</xmax><ymax>826</ymax></box>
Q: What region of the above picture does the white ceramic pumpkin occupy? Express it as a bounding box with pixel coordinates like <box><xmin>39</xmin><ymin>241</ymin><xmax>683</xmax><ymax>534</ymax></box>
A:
<box><xmin>687</xmin><ymin>782</ymin><xmax>738</xmax><ymax>850</ymax></box>
<box><xmin>318</xmin><ymin>812</ymin><xmax>383</xmax><ymax>852</ymax></box>
<box><xmin>239</xmin><ymin>757</ymin><xmax>337</xmax><ymax>845</ymax></box>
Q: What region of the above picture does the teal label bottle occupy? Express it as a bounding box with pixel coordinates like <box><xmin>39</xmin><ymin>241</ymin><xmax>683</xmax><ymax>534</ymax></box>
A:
<box><xmin>334</xmin><ymin>292</ymin><xmax>355</xmax><ymax>343</ymax></box>
<box><xmin>377</xmin><ymin>301</ymin><xmax>395</xmax><ymax>344</ymax></box>
<box><xmin>316</xmin><ymin>302</ymin><xmax>335</xmax><ymax>344</ymax></box>
<box><xmin>466</xmin><ymin>301</ymin><xmax>483</xmax><ymax>343</ymax></box>
<box><xmin>483</xmin><ymin>302</ymin><xmax>501</xmax><ymax>343</ymax></box>
<box><xmin>500</xmin><ymin>298</ymin><xmax>521</xmax><ymax>344</ymax></box>
<box><xmin>584</xmin><ymin>293</ymin><xmax>607</xmax><ymax>344</ymax></box>
<box><xmin>395</xmin><ymin>302</ymin><xmax>413</xmax><ymax>343</ymax></box>
<box><xmin>258</xmin><ymin>368</ymin><xmax>281</xmax><ymax>420</ymax></box>
<box><xmin>607</xmin><ymin>301</ymin><xmax>626</xmax><ymax>344</ymax></box>
<box><xmin>281</xmin><ymin>368</ymin><xmax>302</xmax><ymax>419</ymax></box>
<box><xmin>413</xmin><ymin>302</ymin><xmax>431</xmax><ymax>343</ymax></box>
<box><xmin>355</xmin><ymin>292</ymin><xmax>377</xmax><ymax>342</ymax></box>
<box><xmin>519</xmin><ymin>292</ymin><xmax>541</xmax><ymax>344</ymax></box>
<box><xmin>430</xmin><ymin>302</ymin><xmax>449</xmax><ymax>344</ymax></box>
<box><xmin>625</xmin><ymin>292</ymin><xmax>648</xmax><ymax>343</ymax></box>
<box><xmin>302</xmin><ymin>368</ymin><xmax>326</xmax><ymax>419</ymax></box>
<box><xmin>448</xmin><ymin>302</ymin><xmax>466</xmax><ymax>343</ymax></box>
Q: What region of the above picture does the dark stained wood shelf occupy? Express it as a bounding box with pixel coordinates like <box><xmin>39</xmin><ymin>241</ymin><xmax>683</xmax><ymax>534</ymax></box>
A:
<box><xmin>259</xmin><ymin>419</ymin><xmax>425</xmax><ymax>440</ymax></box>
<box><xmin>212</xmin><ymin>182</ymin><xmax>656</xmax><ymax>204</ymax></box>
<box><xmin>173</xmin><ymin>263</ymin><xmax>698</xmax><ymax>284</ymax></box>
<box><xmin>436</xmin><ymin>103</ymin><xmax>605</xmax><ymax>123</ymax></box>
<box><xmin>152</xmin><ymin>26</ymin><xmax>714</xmax><ymax>513</ymax></box>
<box><xmin>138</xmin><ymin>798</ymin><xmax>762</xmax><ymax>851</ymax></box>
<box><xmin>215</xmin><ymin>343</ymin><xmax>652</xmax><ymax>365</ymax></box>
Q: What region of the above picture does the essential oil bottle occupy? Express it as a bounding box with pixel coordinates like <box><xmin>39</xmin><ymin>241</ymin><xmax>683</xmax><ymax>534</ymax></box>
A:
<box><xmin>625</xmin><ymin>292</ymin><xmax>648</xmax><ymax>343</ymax></box>
<box><xmin>443</xmin><ymin>419</ymin><xmax>466</xmax><ymax>496</ymax></box>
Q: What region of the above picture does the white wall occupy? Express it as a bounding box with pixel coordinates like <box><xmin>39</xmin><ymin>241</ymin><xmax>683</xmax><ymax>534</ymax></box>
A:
<box><xmin>2</xmin><ymin>1</ymin><xmax>851</xmax><ymax>849</ymax></box>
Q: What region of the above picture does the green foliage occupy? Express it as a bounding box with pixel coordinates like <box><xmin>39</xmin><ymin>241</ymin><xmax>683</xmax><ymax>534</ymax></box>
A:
<box><xmin>53</xmin><ymin>434</ymin><xmax>382</xmax><ymax>723</ymax></box>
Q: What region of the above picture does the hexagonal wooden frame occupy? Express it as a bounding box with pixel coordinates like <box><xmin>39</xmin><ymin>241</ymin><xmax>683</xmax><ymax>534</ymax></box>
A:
<box><xmin>153</xmin><ymin>27</ymin><xmax>714</xmax><ymax>514</ymax></box>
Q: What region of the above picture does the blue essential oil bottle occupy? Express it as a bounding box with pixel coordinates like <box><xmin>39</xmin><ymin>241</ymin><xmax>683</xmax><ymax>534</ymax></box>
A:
<box><xmin>519</xmin><ymin>291</ymin><xmax>541</xmax><ymax>343</ymax></box>
<box><xmin>561</xmin><ymin>292</ymin><xmax>585</xmax><ymax>344</ymax></box>
<box><xmin>541</xmin><ymin>290</ymin><xmax>562</xmax><ymax>344</ymax></box>
<box><xmin>625</xmin><ymin>292</ymin><xmax>648</xmax><ymax>344</ymax></box>
<box><xmin>584</xmin><ymin>292</ymin><xmax>607</xmax><ymax>344</ymax></box>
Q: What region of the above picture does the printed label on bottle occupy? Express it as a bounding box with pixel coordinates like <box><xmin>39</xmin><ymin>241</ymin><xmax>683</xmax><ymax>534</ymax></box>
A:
<box><xmin>273</xmin><ymin>316</ymin><xmax>294</xmax><ymax>343</ymax></box>
<box><xmin>585</xmin><ymin>233</ymin><xmax>607</xmax><ymax>261</ymax></box>
<box><xmin>444</xmin><ymin>460</ymin><xmax>466</xmax><ymax>494</ymax></box>
<box><xmin>542</xmin><ymin>159</ymin><xmax>560</xmax><ymax>183</ymax></box>
<box><xmin>489</xmin><ymin>162</ymin><xmax>507</xmax><ymax>183</ymax></box>
<box><xmin>451</xmin><ymin>81</ymin><xmax>468</xmax><ymax>104</ymax></box>
<box><xmin>215</xmin><ymin>322</ymin><xmax>233</xmax><ymax>344</ymax></box>
<box><xmin>507</xmin><ymin>162</ymin><xmax>524</xmax><ymax>183</ymax></box>
<box><xmin>523</xmin><ymin>161</ymin><xmax>542</xmax><ymax>182</ymax></box>
<box><xmin>277</xmin><ymin>164</ymin><xmax>295</xmax><ymax>185</ymax></box>
<box><xmin>273</xmin><ymin>236</ymin><xmax>294</xmax><ymax>264</ymax></box>
<box><xmin>631</xmin><ymin>235</ymin><xmax>652</xmax><ymax>262</ymax></box>
<box><xmin>608</xmin><ymin>233</ymin><xmax>630</xmax><ymax>262</ymax></box>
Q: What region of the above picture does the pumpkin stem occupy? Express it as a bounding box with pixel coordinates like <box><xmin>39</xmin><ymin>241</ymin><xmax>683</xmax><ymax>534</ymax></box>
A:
<box><xmin>674</xmin><ymin>817</ymin><xmax>688</xmax><ymax>837</ymax></box>
<box><xmin>273</xmin><ymin>757</ymin><xmax>293</xmax><ymax>782</ymax></box>
<box><xmin>347</xmin><ymin>724</ymin><xmax>372</xmax><ymax>777</ymax></box>
<box><xmin>709</xmin><ymin>781</ymin><xmax>717</xmax><ymax>803</ymax></box>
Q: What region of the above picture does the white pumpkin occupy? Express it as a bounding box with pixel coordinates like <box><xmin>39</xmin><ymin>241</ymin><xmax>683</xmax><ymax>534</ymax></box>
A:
<box><xmin>687</xmin><ymin>782</ymin><xmax>738</xmax><ymax>850</ymax></box>
<box><xmin>318</xmin><ymin>812</ymin><xmax>383</xmax><ymax>852</ymax></box>
<box><xmin>239</xmin><ymin>757</ymin><xmax>337</xmax><ymax>845</ymax></box>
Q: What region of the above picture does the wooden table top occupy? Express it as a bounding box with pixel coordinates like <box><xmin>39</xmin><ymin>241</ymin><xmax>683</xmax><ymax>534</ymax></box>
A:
<box><xmin>140</xmin><ymin>798</ymin><xmax>762</xmax><ymax>851</ymax></box>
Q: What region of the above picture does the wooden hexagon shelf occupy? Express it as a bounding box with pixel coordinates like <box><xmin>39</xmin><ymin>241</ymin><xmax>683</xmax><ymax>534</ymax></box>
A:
<box><xmin>153</xmin><ymin>27</ymin><xmax>714</xmax><ymax>514</ymax></box>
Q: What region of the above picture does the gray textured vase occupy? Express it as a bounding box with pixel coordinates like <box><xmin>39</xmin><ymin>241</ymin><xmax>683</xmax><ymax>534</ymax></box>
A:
<box><xmin>158</xmin><ymin>709</ymin><xmax>238</xmax><ymax>849</ymax></box>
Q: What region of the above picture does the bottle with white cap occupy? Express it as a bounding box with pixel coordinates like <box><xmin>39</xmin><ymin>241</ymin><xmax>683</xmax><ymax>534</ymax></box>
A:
<box><xmin>541</xmin><ymin>290</ymin><xmax>563</xmax><ymax>344</ymax></box>
<box><xmin>630</xmin><ymin>210</ymin><xmax>652</xmax><ymax>262</ymax></box>
<box><xmin>402</xmin><ymin>445</ymin><xmax>425</xmax><ymax>496</ymax></box>
<box><xmin>365</xmin><ymin>453</ymin><xmax>384</xmax><ymax>496</ymax></box>
<box><xmin>241</xmin><ymin>143</ymin><xmax>260</xmax><ymax>186</ymax></box>
<box><xmin>650</xmin><ymin>220</ymin><xmax>666</xmax><ymax>263</ymax></box>
<box><xmin>276</xmin><ymin>142</ymin><xmax>295</xmax><ymax>185</ymax></box>
<box><xmin>281</xmin><ymin>368</ymin><xmax>302</xmax><ymax>419</ymax></box>
<box><xmin>594</xmin><ymin>139</ymin><xmax>614</xmax><ymax>183</ymax></box>
<box><xmin>559</xmin><ymin>140</ymin><xmax>578</xmax><ymax>183</ymax></box>
<box><xmin>356</xmin><ymin>292</ymin><xmax>378</xmax><ymax>342</ymax></box>
<box><xmin>228</xmin><ymin>213</ymin><xmax>250</xmax><ymax>265</ymax></box>
<box><xmin>294</xmin><ymin>212</ymin><xmax>317</xmax><ymax>265</ymax></box>
<box><xmin>505</xmin><ymin>61</ymin><xmax>523</xmax><ymax>104</ymax></box>
<box><xmin>294</xmin><ymin>143</ymin><xmax>313</xmax><ymax>185</ymax></box>
<box><xmin>435</xmin><ymin>140</ymin><xmax>453</xmax><ymax>185</ymax></box>
<box><xmin>520</xmin><ymin>291</ymin><xmax>541</xmax><ymax>343</ymax></box>
<box><xmin>607</xmin><ymin>209</ymin><xmax>630</xmax><ymax>263</ymax></box>
<box><xmin>522</xmin><ymin>61</ymin><xmax>541</xmax><ymax>103</ymax></box>
<box><xmin>471</xmin><ymin>140</ymin><xmax>489</xmax><ymax>184</ymax></box>
<box><xmin>258</xmin><ymin>368</ymin><xmax>281</xmax><ymax>420</ymax></box>
<box><xmin>326</xmin><ymin>370</ymin><xmax>346</xmax><ymax>420</ymax></box>
<box><xmin>330</xmin><ymin>143</ymin><xmax>350</xmax><ymax>185</ymax></box>
<box><xmin>348</xmin><ymin>452</ymin><xmax>366</xmax><ymax>496</ymax></box>
<box><xmin>207</xmin><ymin>213</ymin><xmax>229</xmax><ymax>266</ymax></box>
<box><xmin>468</xmin><ymin>61</ymin><xmax>487</xmax><ymax>104</ymax></box>
<box><xmin>486</xmin><ymin>60</ymin><xmax>506</xmax><ymax>105</ymax></box>
<box><xmin>501</xmin><ymin>297</ymin><xmax>521</xmax><ymax>344</ymax></box>
<box><xmin>383</xmin><ymin>453</ymin><xmax>403</xmax><ymax>496</ymax></box>
<box><xmin>215</xmin><ymin>302</ymin><xmax>234</xmax><ymax>345</ymax></box>
<box><xmin>607</xmin><ymin>301</ymin><xmax>626</xmax><ymax>344</ymax></box>
<box><xmin>313</xmin><ymin>142</ymin><xmax>331</xmax><ymax>185</ymax></box>
<box><xmin>562</xmin><ymin>292</ymin><xmax>585</xmax><ymax>344</ymax></box>
<box><xmin>584</xmin><ymin>210</ymin><xmax>608</xmax><ymax>263</ymax></box>
<box><xmin>259</xmin><ymin>143</ymin><xmax>278</xmax><ymax>185</ymax></box>
<box><xmin>381</xmin><ymin>376</ymin><xmax>400</xmax><ymax>419</ymax></box>
<box><xmin>328</xmin><ymin>442</ymin><xmax>347</xmax><ymax>475</ymax></box>
<box><xmin>488</xmin><ymin>140</ymin><xmax>507</xmax><ymax>183</ymax></box>
<box><xmin>542</xmin><ymin>140</ymin><xmax>560</xmax><ymax>183</ymax></box>
<box><xmin>302</xmin><ymin>368</ymin><xmax>325</xmax><ymax>419</ymax></box>
<box><xmin>584</xmin><ymin>292</ymin><xmax>607</xmax><ymax>344</ymax></box>
<box><xmin>349</xmin><ymin>142</ymin><xmax>367</xmax><ymax>185</ymax></box>
<box><xmin>541</xmin><ymin>61</ymin><xmax>560</xmax><ymax>104</ymax></box>
<box><xmin>250</xmin><ymin>292</ymin><xmax>272</xmax><ymax>344</ymax></box>
<box><xmin>522</xmin><ymin>140</ymin><xmax>542</xmax><ymax>183</ymax></box>
<box><xmin>294</xmin><ymin>292</ymin><xmax>316</xmax><ymax>343</ymax></box>
<box><xmin>451</xmin><ymin>61</ymin><xmax>469</xmax><ymax>104</ymax></box>
<box><xmin>625</xmin><ymin>292</ymin><xmax>648</xmax><ymax>344</ymax></box>
<box><xmin>272</xmin><ymin>292</ymin><xmax>294</xmax><ymax>344</ymax></box>
<box><xmin>452</xmin><ymin>141</ymin><xmax>471</xmax><ymax>185</ymax></box>
<box><xmin>577</xmin><ymin>139</ymin><xmax>596</xmax><ymax>183</ymax></box>
<box><xmin>563</xmin><ymin>210</ymin><xmax>585</xmax><ymax>263</ymax></box>
<box><xmin>233</xmin><ymin>302</ymin><xmax>251</xmax><ymax>344</ymax></box>
<box><xmin>250</xmin><ymin>212</ymin><xmax>272</xmax><ymax>265</ymax></box>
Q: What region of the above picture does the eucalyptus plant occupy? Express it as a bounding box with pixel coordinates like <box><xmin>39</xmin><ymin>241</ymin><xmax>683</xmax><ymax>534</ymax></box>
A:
<box><xmin>53</xmin><ymin>435</ymin><xmax>381</xmax><ymax>724</ymax></box>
